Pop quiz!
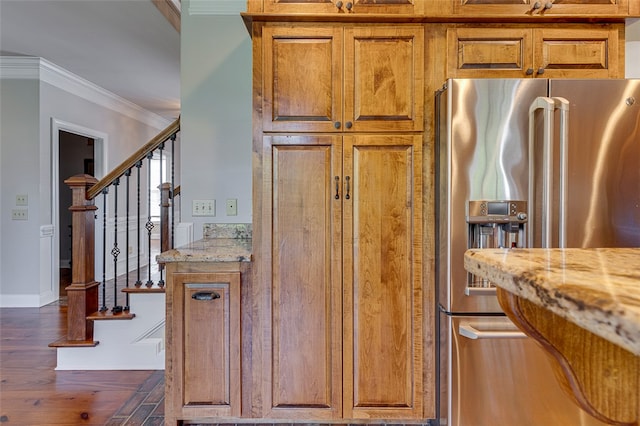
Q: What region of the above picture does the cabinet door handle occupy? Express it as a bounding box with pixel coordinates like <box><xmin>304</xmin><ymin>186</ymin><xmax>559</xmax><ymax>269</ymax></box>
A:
<box><xmin>537</xmin><ymin>67</ymin><xmax>545</xmax><ymax>75</ymax></box>
<box><xmin>334</xmin><ymin>121</ymin><xmax>341</xmax><ymax>129</ymax></box>
<box><xmin>345</xmin><ymin>176</ymin><xmax>351</xmax><ymax>200</ymax></box>
<box><xmin>192</xmin><ymin>291</ymin><xmax>221</xmax><ymax>301</ymax></box>
<box><xmin>335</xmin><ymin>176</ymin><xmax>340</xmax><ymax>199</ymax></box>
<box><xmin>526</xmin><ymin>68</ymin><xmax>534</xmax><ymax>75</ymax></box>
<box><xmin>336</xmin><ymin>0</ymin><xmax>343</xmax><ymax>8</ymax></box>
<box><xmin>346</xmin><ymin>1</ymin><xmax>353</xmax><ymax>10</ymax></box>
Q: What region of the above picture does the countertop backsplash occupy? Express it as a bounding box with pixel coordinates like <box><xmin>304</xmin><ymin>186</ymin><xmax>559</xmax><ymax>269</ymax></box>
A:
<box><xmin>203</xmin><ymin>223</ymin><xmax>252</xmax><ymax>240</ymax></box>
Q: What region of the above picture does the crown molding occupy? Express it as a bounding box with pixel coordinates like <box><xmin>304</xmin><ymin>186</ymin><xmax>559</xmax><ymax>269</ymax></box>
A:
<box><xmin>0</xmin><ymin>56</ymin><xmax>170</xmax><ymax>129</ymax></box>
<box><xmin>188</xmin><ymin>0</ymin><xmax>245</xmax><ymax>15</ymax></box>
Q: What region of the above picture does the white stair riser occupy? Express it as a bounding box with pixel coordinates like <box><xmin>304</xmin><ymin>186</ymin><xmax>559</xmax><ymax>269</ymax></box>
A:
<box><xmin>55</xmin><ymin>293</ymin><xmax>166</xmax><ymax>370</ymax></box>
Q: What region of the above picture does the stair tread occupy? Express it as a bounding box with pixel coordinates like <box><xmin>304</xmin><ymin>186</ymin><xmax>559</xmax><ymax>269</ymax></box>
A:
<box><xmin>49</xmin><ymin>338</ymin><xmax>99</xmax><ymax>348</ymax></box>
<box><xmin>122</xmin><ymin>286</ymin><xmax>165</xmax><ymax>294</ymax></box>
<box><xmin>88</xmin><ymin>310</ymin><xmax>136</xmax><ymax>321</ymax></box>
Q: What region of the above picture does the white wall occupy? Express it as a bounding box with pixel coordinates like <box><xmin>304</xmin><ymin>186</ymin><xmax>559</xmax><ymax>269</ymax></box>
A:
<box><xmin>0</xmin><ymin>78</ymin><xmax>40</xmax><ymax>306</ymax></box>
<box><xmin>627</xmin><ymin>18</ymin><xmax>640</xmax><ymax>77</ymax></box>
<box><xmin>0</xmin><ymin>59</ymin><xmax>169</xmax><ymax>307</ymax></box>
<box><xmin>180</xmin><ymin>2</ymin><xmax>252</xmax><ymax>241</ymax></box>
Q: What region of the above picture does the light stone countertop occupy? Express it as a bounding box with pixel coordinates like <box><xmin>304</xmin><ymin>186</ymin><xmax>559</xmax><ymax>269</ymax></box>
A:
<box><xmin>156</xmin><ymin>237</ymin><xmax>252</xmax><ymax>263</ymax></box>
<box><xmin>464</xmin><ymin>247</ymin><xmax>640</xmax><ymax>356</ymax></box>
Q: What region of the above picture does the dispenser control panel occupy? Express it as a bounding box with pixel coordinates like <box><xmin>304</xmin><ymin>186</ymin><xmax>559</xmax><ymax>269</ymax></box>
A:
<box><xmin>466</xmin><ymin>200</ymin><xmax>527</xmax><ymax>224</ymax></box>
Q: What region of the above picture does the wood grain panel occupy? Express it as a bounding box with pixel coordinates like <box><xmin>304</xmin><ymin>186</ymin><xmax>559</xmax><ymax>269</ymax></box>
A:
<box><xmin>263</xmin><ymin>26</ymin><xmax>342</xmax><ymax>132</ymax></box>
<box><xmin>165</xmin><ymin>270</ymin><xmax>242</xmax><ymax>422</ymax></box>
<box><xmin>535</xmin><ymin>28</ymin><xmax>618</xmax><ymax>78</ymax></box>
<box><xmin>269</xmin><ymin>136</ymin><xmax>342</xmax><ymax>418</ymax></box>
<box><xmin>447</xmin><ymin>28</ymin><xmax>532</xmax><ymax>78</ymax></box>
<box><xmin>263</xmin><ymin>0</ymin><xmax>423</xmax><ymax>14</ymax></box>
<box><xmin>498</xmin><ymin>288</ymin><xmax>640</xmax><ymax>426</ymax></box>
<box><xmin>345</xmin><ymin>26</ymin><xmax>424</xmax><ymax>132</ymax></box>
<box><xmin>343</xmin><ymin>134</ymin><xmax>423</xmax><ymax>419</ymax></box>
<box><xmin>184</xmin><ymin>282</ymin><xmax>233</xmax><ymax>406</ymax></box>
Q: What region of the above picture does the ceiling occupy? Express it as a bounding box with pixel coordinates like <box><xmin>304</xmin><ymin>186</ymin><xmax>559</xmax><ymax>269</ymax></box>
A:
<box><xmin>0</xmin><ymin>0</ymin><xmax>180</xmax><ymax>121</ymax></box>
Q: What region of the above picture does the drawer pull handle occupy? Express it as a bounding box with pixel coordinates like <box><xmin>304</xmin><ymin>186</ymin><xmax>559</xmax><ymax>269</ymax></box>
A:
<box><xmin>192</xmin><ymin>291</ymin><xmax>221</xmax><ymax>301</ymax></box>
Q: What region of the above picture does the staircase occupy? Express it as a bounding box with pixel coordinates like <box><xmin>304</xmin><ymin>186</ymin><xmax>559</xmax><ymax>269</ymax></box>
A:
<box><xmin>49</xmin><ymin>117</ymin><xmax>180</xmax><ymax>370</ymax></box>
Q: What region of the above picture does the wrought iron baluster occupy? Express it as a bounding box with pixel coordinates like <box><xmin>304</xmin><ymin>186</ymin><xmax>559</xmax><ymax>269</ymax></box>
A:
<box><xmin>145</xmin><ymin>152</ymin><xmax>154</xmax><ymax>287</ymax></box>
<box><xmin>124</xmin><ymin>169</ymin><xmax>131</xmax><ymax>310</ymax></box>
<box><xmin>158</xmin><ymin>142</ymin><xmax>165</xmax><ymax>288</ymax></box>
<box><xmin>111</xmin><ymin>178</ymin><xmax>123</xmax><ymax>313</ymax></box>
<box><xmin>100</xmin><ymin>189</ymin><xmax>108</xmax><ymax>312</ymax></box>
<box><xmin>135</xmin><ymin>160</ymin><xmax>143</xmax><ymax>288</ymax></box>
<box><xmin>170</xmin><ymin>133</ymin><xmax>176</xmax><ymax>249</ymax></box>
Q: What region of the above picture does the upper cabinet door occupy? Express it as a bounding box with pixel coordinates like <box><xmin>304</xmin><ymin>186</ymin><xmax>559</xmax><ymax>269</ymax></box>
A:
<box><xmin>263</xmin><ymin>25</ymin><xmax>343</xmax><ymax>132</ymax></box>
<box><xmin>447</xmin><ymin>25</ymin><xmax>622</xmax><ymax>79</ymax></box>
<box><xmin>453</xmin><ymin>0</ymin><xmax>628</xmax><ymax>16</ymax></box>
<box><xmin>447</xmin><ymin>27</ymin><xmax>533</xmax><ymax>78</ymax></box>
<box><xmin>344</xmin><ymin>26</ymin><xmax>424</xmax><ymax>132</ymax></box>
<box><xmin>263</xmin><ymin>0</ymin><xmax>423</xmax><ymax>15</ymax></box>
<box><xmin>533</xmin><ymin>27</ymin><xmax>620</xmax><ymax>78</ymax></box>
<box><xmin>263</xmin><ymin>25</ymin><xmax>424</xmax><ymax>133</ymax></box>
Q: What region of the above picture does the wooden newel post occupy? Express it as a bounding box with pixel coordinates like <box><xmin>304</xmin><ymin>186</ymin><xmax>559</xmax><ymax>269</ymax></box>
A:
<box><xmin>64</xmin><ymin>174</ymin><xmax>100</xmax><ymax>343</ymax></box>
<box><xmin>159</xmin><ymin>182</ymin><xmax>171</xmax><ymax>253</ymax></box>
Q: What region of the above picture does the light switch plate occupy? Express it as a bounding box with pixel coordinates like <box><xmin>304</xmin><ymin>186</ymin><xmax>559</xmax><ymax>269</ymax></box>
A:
<box><xmin>192</xmin><ymin>200</ymin><xmax>215</xmax><ymax>217</ymax></box>
<box><xmin>12</xmin><ymin>209</ymin><xmax>28</xmax><ymax>220</ymax></box>
<box><xmin>226</xmin><ymin>199</ymin><xmax>237</xmax><ymax>216</ymax></box>
<box><xmin>16</xmin><ymin>194</ymin><xmax>28</xmax><ymax>206</ymax></box>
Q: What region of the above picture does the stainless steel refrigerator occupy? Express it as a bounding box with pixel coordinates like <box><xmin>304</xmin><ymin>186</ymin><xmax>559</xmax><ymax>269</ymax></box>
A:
<box><xmin>435</xmin><ymin>79</ymin><xmax>640</xmax><ymax>426</ymax></box>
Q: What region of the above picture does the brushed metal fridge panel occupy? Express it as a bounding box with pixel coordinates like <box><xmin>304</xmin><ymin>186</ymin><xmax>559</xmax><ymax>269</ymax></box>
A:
<box><xmin>438</xmin><ymin>314</ymin><xmax>608</xmax><ymax>426</ymax></box>
<box><xmin>549</xmin><ymin>79</ymin><xmax>640</xmax><ymax>248</ymax></box>
<box><xmin>436</xmin><ymin>79</ymin><xmax>547</xmax><ymax>313</ymax></box>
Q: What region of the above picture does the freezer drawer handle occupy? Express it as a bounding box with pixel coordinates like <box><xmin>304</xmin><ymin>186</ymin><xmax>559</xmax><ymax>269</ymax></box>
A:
<box><xmin>459</xmin><ymin>323</ymin><xmax>527</xmax><ymax>339</ymax></box>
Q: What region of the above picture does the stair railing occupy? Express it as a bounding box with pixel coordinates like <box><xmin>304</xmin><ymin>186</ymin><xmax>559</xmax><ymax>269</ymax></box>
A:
<box><xmin>53</xmin><ymin>117</ymin><xmax>180</xmax><ymax>346</ymax></box>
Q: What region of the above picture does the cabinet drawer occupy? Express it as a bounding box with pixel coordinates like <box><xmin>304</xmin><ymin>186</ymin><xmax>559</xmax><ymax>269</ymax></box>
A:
<box><xmin>534</xmin><ymin>28</ymin><xmax>619</xmax><ymax>78</ymax></box>
<box><xmin>174</xmin><ymin>272</ymin><xmax>242</xmax><ymax>419</ymax></box>
<box><xmin>447</xmin><ymin>28</ymin><xmax>532</xmax><ymax>77</ymax></box>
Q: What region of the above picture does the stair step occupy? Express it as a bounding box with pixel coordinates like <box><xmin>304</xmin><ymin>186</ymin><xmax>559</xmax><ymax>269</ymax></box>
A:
<box><xmin>48</xmin><ymin>338</ymin><xmax>99</xmax><ymax>348</ymax></box>
<box><xmin>122</xmin><ymin>286</ymin><xmax>165</xmax><ymax>294</ymax></box>
<box><xmin>88</xmin><ymin>310</ymin><xmax>136</xmax><ymax>321</ymax></box>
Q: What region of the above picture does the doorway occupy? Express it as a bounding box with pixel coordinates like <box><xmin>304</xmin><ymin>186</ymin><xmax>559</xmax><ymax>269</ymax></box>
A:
<box><xmin>58</xmin><ymin>131</ymin><xmax>94</xmax><ymax>295</ymax></box>
<box><xmin>51</xmin><ymin>119</ymin><xmax>107</xmax><ymax>302</ymax></box>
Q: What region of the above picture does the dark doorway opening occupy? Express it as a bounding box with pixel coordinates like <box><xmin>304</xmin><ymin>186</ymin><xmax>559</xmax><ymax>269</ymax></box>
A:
<box><xmin>58</xmin><ymin>130</ymin><xmax>95</xmax><ymax>298</ymax></box>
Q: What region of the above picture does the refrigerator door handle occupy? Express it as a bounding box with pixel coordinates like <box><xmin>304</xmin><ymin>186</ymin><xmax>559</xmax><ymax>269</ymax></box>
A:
<box><xmin>528</xmin><ymin>97</ymin><xmax>555</xmax><ymax>248</ymax></box>
<box><xmin>553</xmin><ymin>97</ymin><xmax>570</xmax><ymax>249</ymax></box>
<box><xmin>459</xmin><ymin>323</ymin><xmax>527</xmax><ymax>339</ymax></box>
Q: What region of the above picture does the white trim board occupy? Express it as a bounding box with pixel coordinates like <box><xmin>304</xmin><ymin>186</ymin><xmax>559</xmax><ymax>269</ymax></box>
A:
<box><xmin>0</xmin><ymin>56</ymin><xmax>170</xmax><ymax>129</ymax></box>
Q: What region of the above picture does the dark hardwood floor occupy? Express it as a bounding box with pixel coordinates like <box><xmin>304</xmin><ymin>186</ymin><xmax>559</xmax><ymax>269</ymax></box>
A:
<box><xmin>1</xmin><ymin>286</ymin><xmax>163</xmax><ymax>425</ymax></box>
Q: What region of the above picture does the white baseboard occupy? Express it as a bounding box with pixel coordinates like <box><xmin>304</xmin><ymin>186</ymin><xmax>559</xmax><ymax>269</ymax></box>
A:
<box><xmin>0</xmin><ymin>294</ymin><xmax>41</xmax><ymax>308</ymax></box>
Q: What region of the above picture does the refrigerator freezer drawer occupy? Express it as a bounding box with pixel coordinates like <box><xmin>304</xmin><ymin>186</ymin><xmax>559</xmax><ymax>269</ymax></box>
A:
<box><xmin>440</xmin><ymin>315</ymin><xmax>607</xmax><ymax>426</ymax></box>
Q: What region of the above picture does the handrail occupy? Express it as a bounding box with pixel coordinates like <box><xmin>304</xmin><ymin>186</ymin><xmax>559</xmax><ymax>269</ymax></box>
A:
<box><xmin>87</xmin><ymin>116</ymin><xmax>180</xmax><ymax>200</ymax></box>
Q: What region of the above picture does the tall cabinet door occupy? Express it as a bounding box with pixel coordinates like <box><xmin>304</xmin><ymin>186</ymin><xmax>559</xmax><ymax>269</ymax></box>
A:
<box><xmin>342</xmin><ymin>134</ymin><xmax>423</xmax><ymax>419</ymax></box>
<box><xmin>265</xmin><ymin>135</ymin><xmax>343</xmax><ymax>419</ymax></box>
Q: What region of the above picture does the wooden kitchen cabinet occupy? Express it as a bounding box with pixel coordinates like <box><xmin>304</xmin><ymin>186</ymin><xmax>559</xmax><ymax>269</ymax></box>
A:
<box><xmin>262</xmin><ymin>24</ymin><xmax>424</xmax><ymax>133</ymax></box>
<box><xmin>263</xmin><ymin>133</ymin><xmax>423</xmax><ymax>420</ymax></box>
<box><xmin>447</xmin><ymin>25</ymin><xmax>622</xmax><ymax>79</ymax></box>
<box><xmin>165</xmin><ymin>266</ymin><xmax>243</xmax><ymax>424</ymax></box>
<box><xmin>262</xmin><ymin>0</ymin><xmax>423</xmax><ymax>15</ymax></box>
<box><xmin>451</xmin><ymin>0</ymin><xmax>629</xmax><ymax>17</ymax></box>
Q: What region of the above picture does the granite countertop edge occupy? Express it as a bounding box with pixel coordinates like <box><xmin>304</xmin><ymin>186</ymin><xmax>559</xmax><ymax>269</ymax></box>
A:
<box><xmin>157</xmin><ymin>237</ymin><xmax>252</xmax><ymax>263</ymax></box>
<box><xmin>464</xmin><ymin>247</ymin><xmax>640</xmax><ymax>356</ymax></box>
